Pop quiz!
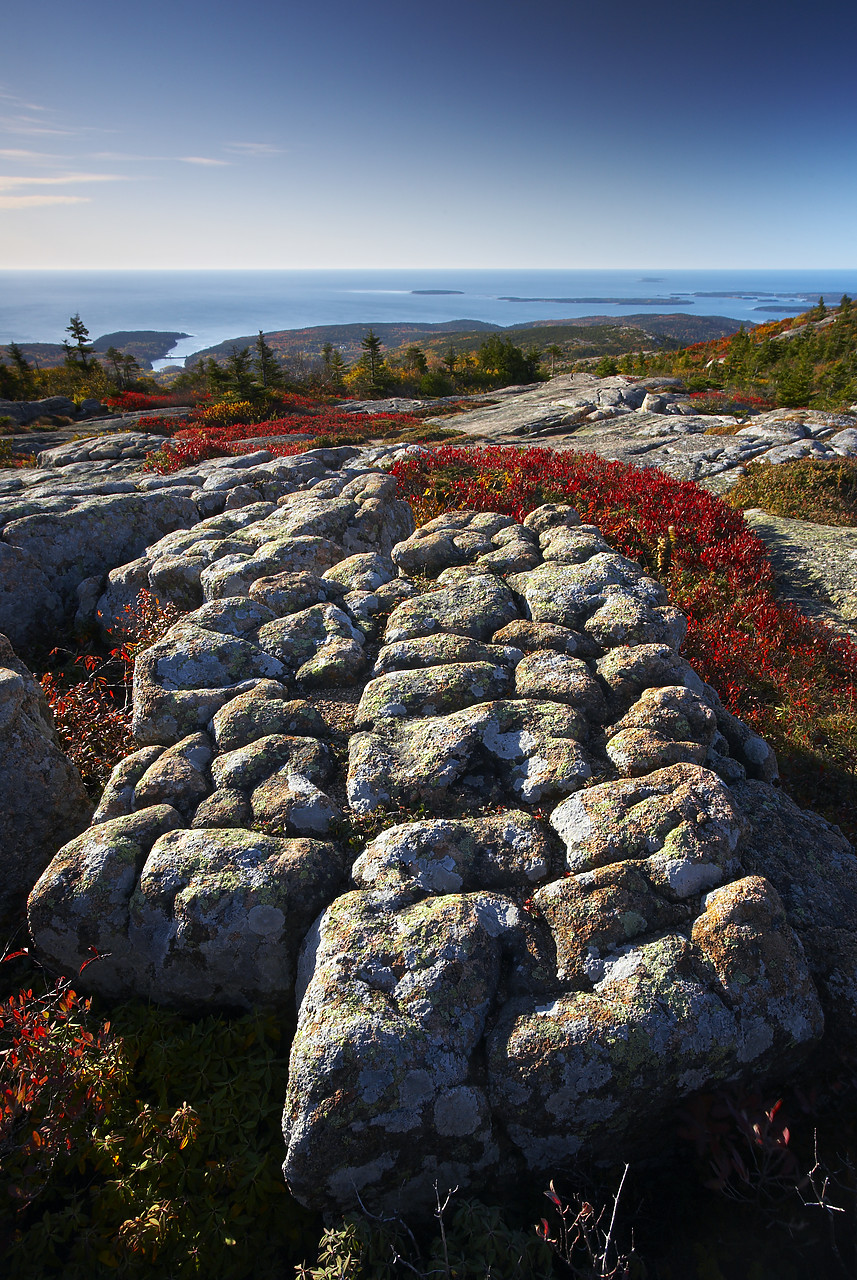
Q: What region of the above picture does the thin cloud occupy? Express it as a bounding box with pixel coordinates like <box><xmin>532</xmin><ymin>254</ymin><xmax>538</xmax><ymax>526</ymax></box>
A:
<box><xmin>0</xmin><ymin>148</ymin><xmax>61</xmax><ymax>160</ymax></box>
<box><xmin>0</xmin><ymin>89</ymin><xmax>50</xmax><ymax>112</ymax></box>
<box><xmin>0</xmin><ymin>194</ymin><xmax>90</xmax><ymax>208</ymax></box>
<box><xmin>0</xmin><ymin>173</ymin><xmax>126</xmax><ymax>190</ymax></box>
<box><xmin>0</xmin><ymin>115</ymin><xmax>76</xmax><ymax>137</ymax></box>
<box><xmin>179</xmin><ymin>156</ymin><xmax>230</xmax><ymax>166</ymax></box>
<box><xmin>225</xmin><ymin>141</ymin><xmax>284</xmax><ymax>157</ymax></box>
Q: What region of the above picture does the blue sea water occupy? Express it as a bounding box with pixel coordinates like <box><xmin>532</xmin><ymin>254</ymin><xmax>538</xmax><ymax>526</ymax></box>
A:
<box><xmin>1</xmin><ymin>269</ymin><xmax>855</xmax><ymax>368</ymax></box>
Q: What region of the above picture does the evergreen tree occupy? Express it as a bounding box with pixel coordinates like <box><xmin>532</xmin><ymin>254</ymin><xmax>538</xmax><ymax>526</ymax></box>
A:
<box><xmin>254</xmin><ymin>331</ymin><xmax>279</xmax><ymax>389</ymax></box>
<box><xmin>63</xmin><ymin>314</ymin><xmax>95</xmax><ymax>371</ymax></box>
<box><xmin>225</xmin><ymin>346</ymin><xmax>254</xmax><ymax>396</ymax></box>
<box><xmin>403</xmin><ymin>345</ymin><xmax>428</xmax><ymax>376</ymax></box>
<box><xmin>477</xmin><ymin>335</ymin><xmax>542</xmax><ymax>386</ymax></box>
<box><xmin>7</xmin><ymin>343</ymin><xmax>33</xmax><ymax>395</ymax></box>
<box><xmin>359</xmin><ymin>329</ymin><xmax>385</xmax><ymax>390</ymax></box>
<box><xmin>545</xmin><ymin>344</ymin><xmax>563</xmax><ymax>375</ymax></box>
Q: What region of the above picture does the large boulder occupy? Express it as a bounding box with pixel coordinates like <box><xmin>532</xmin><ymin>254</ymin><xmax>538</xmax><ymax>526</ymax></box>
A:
<box><xmin>25</xmin><ymin>495</ymin><xmax>851</xmax><ymax>1219</ymax></box>
<box><xmin>0</xmin><ymin>632</ymin><xmax>93</xmax><ymax>921</ymax></box>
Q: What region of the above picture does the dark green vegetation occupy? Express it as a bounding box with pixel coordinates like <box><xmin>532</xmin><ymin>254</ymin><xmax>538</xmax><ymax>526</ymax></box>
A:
<box><xmin>0</xmin><ymin>331</ymin><xmax>188</xmax><ymax>372</ymax></box>
<box><xmin>643</xmin><ymin>296</ymin><xmax>857</xmax><ymax>411</ymax></box>
<box><xmin>186</xmin><ymin>313</ymin><xmax>745</xmax><ymax>385</ymax></box>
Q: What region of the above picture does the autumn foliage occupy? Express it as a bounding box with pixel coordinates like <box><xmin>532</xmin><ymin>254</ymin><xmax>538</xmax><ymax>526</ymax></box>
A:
<box><xmin>391</xmin><ymin>444</ymin><xmax>857</xmax><ymax>833</ymax></box>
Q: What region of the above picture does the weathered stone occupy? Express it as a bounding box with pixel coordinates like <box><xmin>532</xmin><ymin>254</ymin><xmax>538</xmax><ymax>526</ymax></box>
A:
<box><xmin>251</xmin><ymin>770</ymin><xmax>340</xmax><ymax>835</ymax></box>
<box><xmin>550</xmin><ymin>764</ymin><xmax>746</xmax><ymax>899</ymax></box>
<box><xmin>539</xmin><ymin>524</ymin><xmax>610</xmax><ymax>563</ymax></box>
<box><xmin>492</xmin><ymin>618</ymin><xmax>596</xmax><ymax>657</ymax></box>
<box><xmin>190</xmin><ymin>788</ymin><xmax>251</xmax><ymax>829</ymax></box>
<box><xmin>732</xmin><ymin>780</ymin><xmax>857</xmax><ymax>1040</ymax></box>
<box><xmin>374</xmin><ymin>633</ymin><xmax>521</xmax><ymax>674</ymax></box>
<box><xmin>248</xmin><ymin>570</ymin><xmax>329</xmax><ymax>616</ymax></box>
<box><xmin>605</xmin><ymin>685</ymin><xmax>719</xmax><ymax>775</ymax></box>
<box><xmin>348</xmin><ymin>698</ymin><xmax>591</xmax><ymax>813</ymax></box>
<box><xmin>210</xmin><ymin>682</ymin><xmax>327</xmax><ymax>751</ymax></box>
<box><xmin>28</xmin><ymin>806</ymin><xmax>184</xmax><ymax>995</ymax></box>
<box><xmin>352</xmin><ymin>813</ymin><xmax>556</xmax><ymax>899</ymax></box>
<box><xmin>509</xmin><ymin>553</ymin><xmax>666</xmax><ymax>633</ymax></box>
<box><xmin>92</xmin><ymin>746</ymin><xmax>166</xmax><ymax>823</ymax></box>
<box><xmin>0</xmin><ymin>543</ymin><xmax>64</xmax><ymax>651</ymax></box>
<box><xmin>486</xmin><ymin>906</ymin><xmax>821</xmax><ymax>1170</ymax></box>
<box><xmin>514</xmin><ymin>649</ymin><xmax>607</xmax><ymax>718</ymax></box>
<box><xmin>534</xmin><ymin>862</ymin><xmax>689</xmax><ymax>984</ymax></box>
<box><xmin>0</xmin><ymin>634</ymin><xmax>93</xmax><ymax>918</ymax></box>
<box><xmin>211</xmin><ymin>733</ymin><xmax>331</xmax><ymax>791</ymax></box>
<box><xmin>321</xmin><ymin>552</ymin><xmax>394</xmax><ymax>595</ymax></box>
<box><xmin>129</xmin><ymin>829</ymin><xmax>344</xmax><ymax>1008</ymax></box>
<box><xmin>133</xmin><ymin>733</ymin><xmax>213</xmax><ymax>815</ymax></box>
<box><xmin>355</xmin><ymin>662</ymin><xmax>511</xmax><ymax>726</ymax></box>
<box><xmin>282</xmin><ymin>890</ymin><xmax>513</xmax><ymax>1215</ymax></box>
<box><xmin>385</xmin><ymin>574</ymin><xmax>519</xmax><ymax>643</ymax></box>
<box><xmin>256</xmin><ymin>604</ymin><xmax>365</xmax><ymax>676</ymax></box>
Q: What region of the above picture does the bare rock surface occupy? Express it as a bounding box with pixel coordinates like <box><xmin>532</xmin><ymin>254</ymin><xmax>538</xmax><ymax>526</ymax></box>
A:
<box><xmin>743</xmin><ymin>508</ymin><xmax>857</xmax><ymax>633</ymax></box>
<box><xmin>22</xmin><ymin>467</ymin><xmax>854</xmax><ymax>1219</ymax></box>
<box><xmin>0</xmin><ymin>632</ymin><xmax>93</xmax><ymax>920</ymax></box>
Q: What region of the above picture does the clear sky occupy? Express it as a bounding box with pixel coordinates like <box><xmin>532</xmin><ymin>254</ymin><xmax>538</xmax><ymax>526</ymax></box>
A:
<box><xmin>1</xmin><ymin>0</ymin><xmax>855</xmax><ymax>269</ymax></box>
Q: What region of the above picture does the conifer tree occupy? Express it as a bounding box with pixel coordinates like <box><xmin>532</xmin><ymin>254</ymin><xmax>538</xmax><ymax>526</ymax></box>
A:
<box><xmin>360</xmin><ymin>329</ymin><xmax>384</xmax><ymax>387</ymax></box>
<box><xmin>63</xmin><ymin>314</ymin><xmax>95</xmax><ymax>371</ymax></box>
<box><xmin>254</xmin><ymin>331</ymin><xmax>279</xmax><ymax>388</ymax></box>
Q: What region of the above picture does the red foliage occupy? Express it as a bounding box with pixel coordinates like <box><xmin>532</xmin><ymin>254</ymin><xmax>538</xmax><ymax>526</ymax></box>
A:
<box><xmin>40</xmin><ymin>661</ymin><xmax>133</xmax><ymax>793</ymax></box>
<box><xmin>144</xmin><ymin>406</ymin><xmax>422</xmax><ymax>474</ymax></box>
<box><xmin>102</xmin><ymin>391</ymin><xmax>204</xmax><ymax>411</ymax></box>
<box><xmin>0</xmin><ymin>973</ymin><xmax>121</xmax><ymax>1213</ymax></box>
<box><xmin>390</xmin><ymin>445</ymin><xmax>857</xmax><ymax>826</ymax></box>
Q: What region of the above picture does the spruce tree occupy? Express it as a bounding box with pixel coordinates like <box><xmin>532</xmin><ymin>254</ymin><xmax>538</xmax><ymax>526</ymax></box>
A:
<box><xmin>254</xmin><ymin>331</ymin><xmax>279</xmax><ymax>389</ymax></box>
<box><xmin>360</xmin><ymin>329</ymin><xmax>384</xmax><ymax>390</ymax></box>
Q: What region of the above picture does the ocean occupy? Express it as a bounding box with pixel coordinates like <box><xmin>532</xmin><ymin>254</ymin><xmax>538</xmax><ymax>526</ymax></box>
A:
<box><xmin>1</xmin><ymin>268</ymin><xmax>855</xmax><ymax>369</ymax></box>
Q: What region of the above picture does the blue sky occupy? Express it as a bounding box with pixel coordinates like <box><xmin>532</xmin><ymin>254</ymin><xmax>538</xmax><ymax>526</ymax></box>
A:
<box><xmin>2</xmin><ymin>0</ymin><xmax>855</xmax><ymax>268</ymax></box>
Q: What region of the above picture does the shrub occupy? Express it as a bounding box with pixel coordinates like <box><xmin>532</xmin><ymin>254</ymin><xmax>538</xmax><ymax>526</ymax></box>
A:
<box><xmin>1</xmin><ymin>968</ymin><xmax>317</xmax><ymax>1278</ymax></box>
<box><xmin>727</xmin><ymin>457</ymin><xmax>857</xmax><ymax>527</ymax></box>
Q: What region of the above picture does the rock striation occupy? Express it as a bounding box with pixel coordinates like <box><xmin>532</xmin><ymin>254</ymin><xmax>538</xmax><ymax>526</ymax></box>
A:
<box><xmin>24</xmin><ymin>449</ymin><xmax>857</xmax><ymax>1218</ymax></box>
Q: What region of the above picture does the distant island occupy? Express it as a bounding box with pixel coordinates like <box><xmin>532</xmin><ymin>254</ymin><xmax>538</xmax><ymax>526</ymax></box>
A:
<box><xmin>410</xmin><ymin>289</ymin><xmax>464</xmax><ymax>296</ymax></box>
<box><xmin>498</xmin><ymin>296</ymin><xmax>692</xmax><ymax>306</ymax></box>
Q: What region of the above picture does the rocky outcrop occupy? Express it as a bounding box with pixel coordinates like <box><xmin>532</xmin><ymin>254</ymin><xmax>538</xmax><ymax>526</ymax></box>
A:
<box><xmin>26</xmin><ymin>479</ymin><xmax>854</xmax><ymax>1218</ymax></box>
<box><xmin>0</xmin><ymin>633</ymin><xmax>93</xmax><ymax>922</ymax></box>
<box><xmin>0</xmin><ymin>396</ymin><xmax>79</xmax><ymax>425</ymax></box>
<box><xmin>427</xmin><ymin>373</ymin><xmax>857</xmax><ymax>487</ymax></box>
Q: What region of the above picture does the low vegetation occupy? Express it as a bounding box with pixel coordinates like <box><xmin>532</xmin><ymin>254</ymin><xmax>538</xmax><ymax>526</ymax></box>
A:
<box><xmin>727</xmin><ymin>456</ymin><xmax>857</xmax><ymax>526</ymax></box>
<box><xmin>639</xmin><ymin>295</ymin><xmax>857</xmax><ymax>412</ymax></box>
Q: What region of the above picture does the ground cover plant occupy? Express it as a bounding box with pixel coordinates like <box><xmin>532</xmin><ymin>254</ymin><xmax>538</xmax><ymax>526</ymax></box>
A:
<box><xmin>391</xmin><ymin>444</ymin><xmax>857</xmax><ymax>836</ymax></box>
<box><xmin>141</xmin><ymin>398</ymin><xmax>462</xmax><ymax>474</ymax></box>
<box><xmin>726</xmin><ymin>456</ymin><xmax>857</xmax><ymax>526</ymax></box>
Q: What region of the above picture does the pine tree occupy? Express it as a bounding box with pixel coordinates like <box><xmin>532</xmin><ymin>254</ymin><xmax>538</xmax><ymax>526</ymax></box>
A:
<box><xmin>63</xmin><ymin>314</ymin><xmax>95</xmax><ymax>371</ymax></box>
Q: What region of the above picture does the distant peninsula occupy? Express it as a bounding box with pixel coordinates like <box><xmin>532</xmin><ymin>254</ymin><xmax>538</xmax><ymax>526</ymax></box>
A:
<box><xmin>0</xmin><ymin>330</ymin><xmax>189</xmax><ymax>371</ymax></box>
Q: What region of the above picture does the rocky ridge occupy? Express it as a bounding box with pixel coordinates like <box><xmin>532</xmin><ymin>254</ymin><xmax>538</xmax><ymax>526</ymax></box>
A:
<box><xmin>2</xmin><ymin>377</ymin><xmax>856</xmax><ymax>1219</ymax></box>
